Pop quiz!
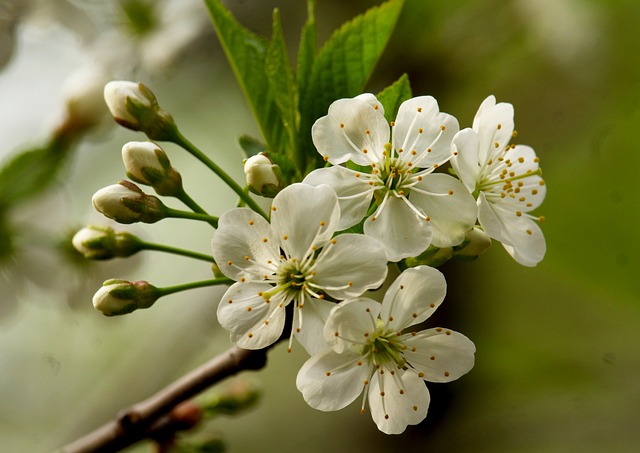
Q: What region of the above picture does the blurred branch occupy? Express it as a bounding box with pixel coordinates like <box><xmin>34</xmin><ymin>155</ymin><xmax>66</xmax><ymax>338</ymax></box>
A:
<box><xmin>58</xmin><ymin>345</ymin><xmax>270</xmax><ymax>453</ymax></box>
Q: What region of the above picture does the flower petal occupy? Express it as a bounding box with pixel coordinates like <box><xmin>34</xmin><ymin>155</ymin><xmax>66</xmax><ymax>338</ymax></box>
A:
<box><xmin>323</xmin><ymin>298</ymin><xmax>381</xmax><ymax>353</ymax></box>
<box><xmin>478</xmin><ymin>194</ymin><xmax>546</xmax><ymax>266</ymax></box>
<box><xmin>402</xmin><ymin>328</ymin><xmax>476</xmax><ymax>383</ymax></box>
<box><xmin>393</xmin><ymin>96</ymin><xmax>459</xmax><ymax>167</ymax></box>
<box><xmin>500</xmin><ymin>145</ymin><xmax>546</xmax><ymax>212</ymax></box>
<box><xmin>270</xmin><ymin>183</ymin><xmax>340</xmax><ymax>260</ymax></box>
<box><xmin>217</xmin><ymin>282</ymin><xmax>287</xmax><ymax>349</ymax></box>
<box><xmin>312</xmin><ymin>233</ymin><xmax>388</xmax><ymax>300</ymax></box>
<box><xmin>312</xmin><ymin>97</ymin><xmax>389</xmax><ymax>165</ymax></box>
<box><xmin>472</xmin><ymin>95</ymin><xmax>515</xmax><ymax>165</ymax></box>
<box><xmin>409</xmin><ymin>173</ymin><xmax>477</xmax><ymax>247</ymax></box>
<box><xmin>368</xmin><ymin>369</ymin><xmax>430</xmax><ymax>434</ymax></box>
<box><xmin>450</xmin><ymin>128</ymin><xmax>481</xmax><ymax>193</ymax></box>
<box><xmin>380</xmin><ymin>265</ymin><xmax>447</xmax><ymax>331</ymax></box>
<box><xmin>296</xmin><ymin>349</ymin><xmax>369</xmax><ymax>411</ymax></box>
<box><xmin>303</xmin><ymin>166</ymin><xmax>374</xmax><ymax>230</ymax></box>
<box><xmin>295</xmin><ymin>297</ymin><xmax>339</xmax><ymax>355</ymax></box>
<box><xmin>212</xmin><ymin>208</ymin><xmax>279</xmax><ymax>281</ymax></box>
<box><xmin>364</xmin><ymin>195</ymin><xmax>432</xmax><ymax>262</ymax></box>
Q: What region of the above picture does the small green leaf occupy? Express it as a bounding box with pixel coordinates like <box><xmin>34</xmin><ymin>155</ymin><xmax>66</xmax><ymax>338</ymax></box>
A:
<box><xmin>203</xmin><ymin>0</ymin><xmax>286</xmax><ymax>156</ymax></box>
<box><xmin>297</xmin><ymin>0</ymin><xmax>317</xmax><ymax>98</ymax></box>
<box><xmin>376</xmin><ymin>73</ymin><xmax>412</xmax><ymax>122</ymax></box>
<box><xmin>0</xmin><ymin>141</ymin><xmax>68</xmax><ymax>209</ymax></box>
<box><xmin>299</xmin><ymin>0</ymin><xmax>404</xmax><ymax>169</ymax></box>
<box><xmin>265</xmin><ymin>9</ymin><xmax>299</xmax><ymax>173</ymax></box>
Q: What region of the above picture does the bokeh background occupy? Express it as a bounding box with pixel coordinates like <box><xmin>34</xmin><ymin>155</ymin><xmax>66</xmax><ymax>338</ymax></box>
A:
<box><xmin>1</xmin><ymin>0</ymin><xmax>638</xmax><ymax>452</ymax></box>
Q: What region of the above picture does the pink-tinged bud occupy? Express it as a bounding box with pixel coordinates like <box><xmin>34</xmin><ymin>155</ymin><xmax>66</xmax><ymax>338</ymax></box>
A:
<box><xmin>121</xmin><ymin>141</ymin><xmax>183</xmax><ymax>196</ymax></box>
<box><xmin>92</xmin><ymin>279</ymin><xmax>160</xmax><ymax>316</ymax></box>
<box><xmin>92</xmin><ymin>180</ymin><xmax>168</xmax><ymax>224</ymax></box>
<box><xmin>243</xmin><ymin>153</ymin><xmax>284</xmax><ymax>198</ymax></box>
<box><xmin>72</xmin><ymin>225</ymin><xmax>142</xmax><ymax>260</ymax></box>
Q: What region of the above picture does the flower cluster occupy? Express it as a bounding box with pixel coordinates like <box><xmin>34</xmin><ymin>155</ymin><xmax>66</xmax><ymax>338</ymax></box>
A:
<box><xmin>77</xmin><ymin>80</ymin><xmax>546</xmax><ymax>435</ymax></box>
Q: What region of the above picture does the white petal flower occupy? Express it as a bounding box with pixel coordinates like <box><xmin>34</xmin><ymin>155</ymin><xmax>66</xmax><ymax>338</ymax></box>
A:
<box><xmin>450</xmin><ymin>96</ymin><xmax>546</xmax><ymax>266</ymax></box>
<box><xmin>296</xmin><ymin>266</ymin><xmax>476</xmax><ymax>434</ymax></box>
<box><xmin>212</xmin><ymin>183</ymin><xmax>388</xmax><ymax>354</ymax></box>
<box><xmin>304</xmin><ymin>95</ymin><xmax>477</xmax><ymax>261</ymax></box>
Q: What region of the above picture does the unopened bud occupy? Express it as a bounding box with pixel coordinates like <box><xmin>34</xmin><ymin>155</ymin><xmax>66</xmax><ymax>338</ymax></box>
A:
<box><xmin>103</xmin><ymin>81</ymin><xmax>176</xmax><ymax>140</ymax></box>
<box><xmin>57</xmin><ymin>67</ymin><xmax>111</xmax><ymax>136</ymax></box>
<box><xmin>92</xmin><ymin>279</ymin><xmax>160</xmax><ymax>316</ymax></box>
<box><xmin>403</xmin><ymin>245</ymin><xmax>453</xmax><ymax>268</ymax></box>
<box><xmin>72</xmin><ymin>225</ymin><xmax>142</xmax><ymax>260</ymax></box>
<box><xmin>453</xmin><ymin>227</ymin><xmax>492</xmax><ymax>261</ymax></box>
<box><xmin>122</xmin><ymin>141</ymin><xmax>183</xmax><ymax>196</ymax></box>
<box><xmin>243</xmin><ymin>153</ymin><xmax>284</xmax><ymax>198</ymax></box>
<box><xmin>201</xmin><ymin>379</ymin><xmax>261</xmax><ymax>416</ymax></box>
<box><xmin>92</xmin><ymin>180</ymin><xmax>168</xmax><ymax>224</ymax></box>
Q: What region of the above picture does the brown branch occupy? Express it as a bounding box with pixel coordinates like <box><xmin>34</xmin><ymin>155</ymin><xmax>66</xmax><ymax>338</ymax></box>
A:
<box><xmin>58</xmin><ymin>345</ymin><xmax>269</xmax><ymax>453</ymax></box>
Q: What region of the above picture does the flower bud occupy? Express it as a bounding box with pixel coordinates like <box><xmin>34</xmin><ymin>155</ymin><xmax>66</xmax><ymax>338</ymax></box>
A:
<box><xmin>103</xmin><ymin>81</ymin><xmax>177</xmax><ymax>140</ymax></box>
<box><xmin>453</xmin><ymin>227</ymin><xmax>492</xmax><ymax>261</ymax></box>
<box><xmin>58</xmin><ymin>67</ymin><xmax>111</xmax><ymax>135</ymax></box>
<box><xmin>92</xmin><ymin>180</ymin><xmax>168</xmax><ymax>224</ymax></box>
<box><xmin>403</xmin><ymin>245</ymin><xmax>453</xmax><ymax>268</ymax></box>
<box><xmin>92</xmin><ymin>279</ymin><xmax>160</xmax><ymax>316</ymax></box>
<box><xmin>72</xmin><ymin>225</ymin><xmax>142</xmax><ymax>260</ymax></box>
<box><xmin>243</xmin><ymin>153</ymin><xmax>284</xmax><ymax>198</ymax></box>
<box><xmin>121</xmin><ymin>141</ymin><xmax>183</xmax><ymax>196</ymax></box>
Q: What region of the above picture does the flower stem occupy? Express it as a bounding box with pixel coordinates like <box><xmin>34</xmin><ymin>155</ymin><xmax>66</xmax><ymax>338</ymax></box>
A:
<box><xmin>176</xmin><ymin>188</ymin><xmax>217</xmax><ymax>228</ymax></box>
<box><xmin>138</xmin><ymin>241</ymin><xmax>215</xmax><ymax>263</ymax></box>
<box><xmin>170</xmin><ymin>129</ymin><xmax>268</xmax><ymax>219</ymax></box>
<box><xmin>158</xmin><ymin>278</ymin><xmax>233</xmax><ymax>298</ymax></box>
<box><xmin>165</xmin><ymin>207</ymin><xmax>219</xmax><ymax>226</ymax></box>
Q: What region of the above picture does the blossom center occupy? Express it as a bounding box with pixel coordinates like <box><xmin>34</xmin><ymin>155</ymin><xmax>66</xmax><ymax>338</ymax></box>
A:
<box><xmin>363</xmin><ymin>321</ymin><xmax>406</xmax><ymax>369</ymax></box>
<box><xmin>373</xmin><ymin>156</ymin><xmax>414</xmax><ymax>201</ymax></box>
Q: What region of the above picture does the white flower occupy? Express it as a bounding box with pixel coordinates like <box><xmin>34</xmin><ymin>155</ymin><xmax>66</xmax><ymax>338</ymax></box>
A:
<box><xmin>296</xmin><ymin>265</ymin><xmax>475</xmax><ymax>434</ymax></box>
<box><xmin>450</xmin><ymin>96</ymin><xmax>546</xmax><ymax>266</ymax></box>
<box><xmin>304</xmin><ymin>95</ymin><xmax>477</xmax><ymax>261</ymax></box>
<box><xmin>212</xmin><ymin>183</ymin><xmax>388</xmax><ymax>354</ymax></box>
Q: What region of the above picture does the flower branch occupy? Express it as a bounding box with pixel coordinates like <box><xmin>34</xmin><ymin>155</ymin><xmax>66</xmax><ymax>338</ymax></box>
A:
<box><xmin>58</xmin><ymin>345</ymin><xmax>273</xmax><ymax>453</ymax></box>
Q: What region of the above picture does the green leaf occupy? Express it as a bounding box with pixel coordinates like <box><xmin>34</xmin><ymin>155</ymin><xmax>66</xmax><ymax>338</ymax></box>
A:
<box><xmin>376</xmin><ymin>73</ymin><xmax>412</xmax><ymax>122</ymax></box>
<box><xmin>0</xmin><ymin>141</ymin><xmax>68</xmax><ymax>210</ymax></box>
<box><xmin>203</xmin><ymin>0</ymin><xmax>286</xmax><ymax>156</ymax></box>
<box><xmin>296</xmin><ymin>0</ymin><xmax>317</xmax><ymax>99</ymax></box>
<box><xmin>265</xmin><ymin>9</ymin><xmax>299</xmax><ymax>172</ymax></box>
<box><xmin>299</xmin><ymin>0</ymin><xmax>404</xmax><ymax>170</ymax></box>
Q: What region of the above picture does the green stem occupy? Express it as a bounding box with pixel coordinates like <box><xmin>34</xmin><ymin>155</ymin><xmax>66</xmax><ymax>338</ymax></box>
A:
<box><xmin>171</xmin><ymin>130</ymin><xmax>268</xmax><ymax>219</ymax></box>
<box><xmin>176</xmin><ymin>188</ymin><xmax>217</xmax><ymax>228</ymax></box>
<box><xmin>165</xmin><ymin>207</ymin><xmax>219</xmax><ymax>227</ymax></box>
<box><xmin>138</xmin><ymin>241</ymin><xmax>215</xmax><ymax>263</ymax></box>
<box><xmin>158</xmin><ymin>277</ymin><xmax>234</xmax><ymax>297</ymax></box>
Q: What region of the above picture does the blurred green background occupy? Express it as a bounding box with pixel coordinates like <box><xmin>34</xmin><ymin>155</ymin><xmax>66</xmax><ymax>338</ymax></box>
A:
<box><xmin>0</xmin><ymin>0</ymin><xmax>638</xmax><ymax>452</ymax></box>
